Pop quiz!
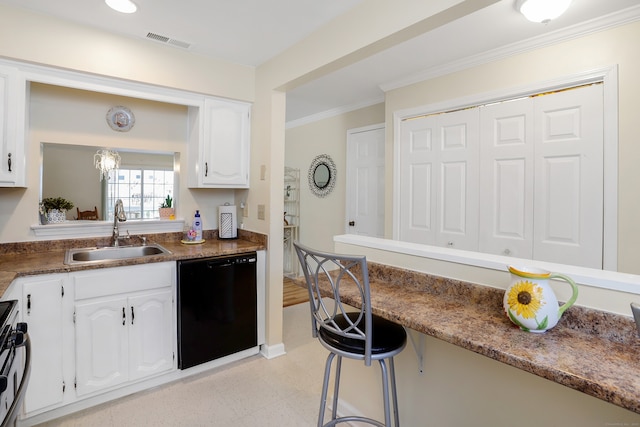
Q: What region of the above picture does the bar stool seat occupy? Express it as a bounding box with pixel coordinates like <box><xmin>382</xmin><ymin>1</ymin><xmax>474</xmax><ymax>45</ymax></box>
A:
<box><xmin>318</xmin><ymin>312</ymin><xmax>406</xmax><ymax>357</ymax></box>
<box><xmin>294</xmin><ymin>242</ymin><xmax>407</xmax><ymax>427</ymax></box>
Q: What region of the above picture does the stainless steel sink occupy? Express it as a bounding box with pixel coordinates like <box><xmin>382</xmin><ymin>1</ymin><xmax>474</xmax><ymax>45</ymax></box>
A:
<box><xmin>64</xmin><ymin>244</ymin><xmax>171</xmax><ymax>265</ymax></box>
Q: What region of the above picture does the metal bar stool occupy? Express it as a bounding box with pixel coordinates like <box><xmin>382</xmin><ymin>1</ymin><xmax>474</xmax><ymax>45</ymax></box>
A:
<box><xmin>294</xmin><ymin>242</ymin><xmax>407</xmax><ymax>427</ymax></box>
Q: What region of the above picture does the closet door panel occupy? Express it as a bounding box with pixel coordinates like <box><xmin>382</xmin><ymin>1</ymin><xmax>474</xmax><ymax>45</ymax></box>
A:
<box><xmin>436</xmin><ymin>110</ymin><xmax>479</xmax><ymax>251</ymax></box>
<box><xmin>479</xmin><ymin>98</ymin><xmax>534</xmax><ymax>259</ymax></box>
<box><xmin>533</xmin><ymin>84</ymin><xmax>603</xmax><ymax>268</ymax></box>
<box><xmin>399</xmin><ymin>116</ymin><xmax>437</xmax><ymax>244</ymax></box>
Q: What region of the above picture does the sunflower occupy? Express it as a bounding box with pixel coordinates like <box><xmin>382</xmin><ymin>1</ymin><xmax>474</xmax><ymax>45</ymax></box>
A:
<box><xmin>506</xmin><ymin>280</ymin><xmax>544</xmax><ymax>319</ymax></box>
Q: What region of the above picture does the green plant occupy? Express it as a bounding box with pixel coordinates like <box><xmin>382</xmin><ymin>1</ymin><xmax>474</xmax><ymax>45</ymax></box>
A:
<box><xmin>160</xmin><ymin>195</ymin><xmax>173</xmax><ymax>208</ymax></box>
<box><xmin>42</xmin><ymin>197</ymin><xmax>74</xmax><ymax>211</ymax></box>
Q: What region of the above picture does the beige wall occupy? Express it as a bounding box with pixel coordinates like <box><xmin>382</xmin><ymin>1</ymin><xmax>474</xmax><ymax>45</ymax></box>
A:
<box><xmin>285</xmin><ymin>104</ymin><xmax>385</xmax><ymax>253</ymax></box>
<box><xmin>384</xmin><ymin>20</ymin><xmax>640</xmax><ymax>274</ymax></box>
<box><xmin>0</xmin><ymin>0</ymin><xmax>489</xmax><ymax>358</ymax></box>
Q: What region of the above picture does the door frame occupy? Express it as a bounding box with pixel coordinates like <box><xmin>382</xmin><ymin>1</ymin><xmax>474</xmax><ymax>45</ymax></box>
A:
<box><xmin>393</xmin><ymin>65</ymin><xmax>618</xmax><ymax>271</ymax></box>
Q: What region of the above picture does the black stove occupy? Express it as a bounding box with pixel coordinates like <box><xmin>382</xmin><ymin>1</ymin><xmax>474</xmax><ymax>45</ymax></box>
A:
<box><xmin>0</xmin><ymin>300</ymin><xmax>30</xmax><ymax>427</ymax></box>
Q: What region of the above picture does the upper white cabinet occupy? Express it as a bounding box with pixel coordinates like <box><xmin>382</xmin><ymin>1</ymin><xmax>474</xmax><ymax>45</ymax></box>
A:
<box><xmin>0</xmin><ymin>64</ymin><xmax>26</xmax><ymax>187</ymax></box>
<box><xmin>188</xmin><ymin>97</ymin><xmax>251</xmax><ymax>188</ymax></box>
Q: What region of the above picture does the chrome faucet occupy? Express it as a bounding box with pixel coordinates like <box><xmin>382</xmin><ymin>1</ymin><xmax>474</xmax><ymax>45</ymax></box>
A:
<box><xmin>112</xmin><ymin>199</ymin><xmax>127</xmax><ymax>247</ymax></box>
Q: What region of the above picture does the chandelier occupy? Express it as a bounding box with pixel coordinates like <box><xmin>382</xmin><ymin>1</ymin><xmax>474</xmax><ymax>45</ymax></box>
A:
<box><xmin>94</xmin><ymin>148</ymin><xmax>121</xmax><ymax>181</ymax></box>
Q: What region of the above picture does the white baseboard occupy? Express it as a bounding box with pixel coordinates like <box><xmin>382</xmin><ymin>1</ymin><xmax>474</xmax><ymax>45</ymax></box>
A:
<box><xmin>260</xmin><ymin>342</ymin><xmax>286</xmax><ymax>359</ymax></box>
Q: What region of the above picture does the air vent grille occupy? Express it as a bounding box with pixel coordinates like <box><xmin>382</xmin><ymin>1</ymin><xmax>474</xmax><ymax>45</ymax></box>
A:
<box><xmin>146</xmin><ymin>32</ymin><xmax>191</xmax><ymax>50</ymax></box>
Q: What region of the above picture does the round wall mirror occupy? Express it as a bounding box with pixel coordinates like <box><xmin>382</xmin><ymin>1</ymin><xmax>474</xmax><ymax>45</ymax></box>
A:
<box><xmin>308</xmin><ymin>154</ymin><xmax>336</xmax><ymax>198</ymax></box>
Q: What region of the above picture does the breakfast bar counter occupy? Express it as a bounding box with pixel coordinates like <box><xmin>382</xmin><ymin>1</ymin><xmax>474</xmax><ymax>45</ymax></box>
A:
<box><xmin>307</xmin><ymin>261</ymin><xmax>640</xmax><ymax>415</ymax></box>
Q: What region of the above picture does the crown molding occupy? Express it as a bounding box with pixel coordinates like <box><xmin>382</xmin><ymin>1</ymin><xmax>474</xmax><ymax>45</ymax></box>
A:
<box><xmin>380</xmin><ymin>4</ymin><xmax>640</xmax><ymax>92</ymax></box>
<box><xmin>286</xmin><ymin>5</ymin><xmax>640</xmax><ymax>128</ymax></box>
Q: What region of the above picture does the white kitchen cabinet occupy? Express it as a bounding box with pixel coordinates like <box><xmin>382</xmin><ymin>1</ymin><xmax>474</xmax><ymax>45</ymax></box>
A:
<box><xmin>0</xmin><ymin>64</ymin><xmax>27</xmax><ymax>187</ymax></box>
<box><xmin>18</xmin><ymin>274</ymin><xmax>68</xmax><ymax>415</ymax></box>
<box><xmin>188</xmin><ymin>97</ymin><xmax>251</xmax><ymax>188</ymax></box>
<box><xmin>75</xmin><ymin>289</ymin><xmax>173</xmax><ymax>395</ymax></box>
<box><xmin>73</xmin><ymin>262</ymin><xmax>175</xmax><ymax>397</ymax></box>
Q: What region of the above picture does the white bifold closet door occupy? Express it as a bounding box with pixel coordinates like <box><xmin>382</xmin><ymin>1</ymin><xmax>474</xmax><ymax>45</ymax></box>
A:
<box><xmin>479</xmin><ymin>84</ymin><xmax>603</xmax><ymax>268</ymax></box>
<box><xmin>399</xmin><ymin>108</ymin><xmax>479</xmax><ymax>251</ymax></box>
<box><xmin>399</xmin><ymin>83</ymin><xmax>604</xmax><ymax>269</ymax></box>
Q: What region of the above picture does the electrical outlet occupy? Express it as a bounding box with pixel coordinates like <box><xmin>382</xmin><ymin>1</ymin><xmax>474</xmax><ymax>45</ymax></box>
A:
<box><xmin>260</xmin><ymin>165</ymin><xmax>266</xmax><ymax>180</ymax></box>
<box><xmin>243</xmin><ymin>204</ymin><xmax>248</xmax><ymax>217</ymax></box>
<box><xmin>257</xmin><ymin>204</ymin><xmax>265</xmax><ymax>220</ymax></box>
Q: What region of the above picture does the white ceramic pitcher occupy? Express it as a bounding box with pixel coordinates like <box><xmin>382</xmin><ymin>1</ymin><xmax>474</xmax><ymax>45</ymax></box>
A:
<box><xmin>504</xmin><ymin>265</ymin><xmax>579</xmax><ymax>333</ymax></box>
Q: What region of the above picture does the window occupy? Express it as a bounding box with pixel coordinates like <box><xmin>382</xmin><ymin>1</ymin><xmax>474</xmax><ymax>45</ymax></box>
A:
<box><xmin>106</xmin><ymin>168</ymin><xmax>174</xmax><ymax>221</ymax></box>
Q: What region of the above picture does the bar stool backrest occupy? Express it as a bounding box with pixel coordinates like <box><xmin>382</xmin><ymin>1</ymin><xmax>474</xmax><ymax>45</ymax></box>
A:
<box><xmin>293</xmin><ymin>241</ymin><xmax>374</xmax><ymax>365</ymax></box>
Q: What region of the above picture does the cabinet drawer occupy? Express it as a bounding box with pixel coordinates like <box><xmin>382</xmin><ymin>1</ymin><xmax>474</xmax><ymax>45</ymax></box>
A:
<box><xmin>74</xmin><ymin>262</ymin><xmax>175</xmax><ymax>300</ymax></box>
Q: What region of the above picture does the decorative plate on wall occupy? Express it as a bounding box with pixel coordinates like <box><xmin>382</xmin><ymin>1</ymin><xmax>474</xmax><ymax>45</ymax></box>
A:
<box><xmin>106</xmin><ymin>106</ymin><xmax>135</xmax><ymax>132</ymax></box>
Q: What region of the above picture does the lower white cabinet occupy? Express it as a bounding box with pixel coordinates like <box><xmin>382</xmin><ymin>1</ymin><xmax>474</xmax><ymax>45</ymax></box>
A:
<box><xmin>19</xmin><ymin>274</ymin><xmax>66</xmax><ymax>415</ymax></box>
<box><xmin>9</xmin><ymin>262</ymin><xmax>176</xmax><ymax>419</ymax></box>
<box><xmin>75</xmin><ymin>288</ymin><xmax>173</xmax><ymax>396</ymax></box>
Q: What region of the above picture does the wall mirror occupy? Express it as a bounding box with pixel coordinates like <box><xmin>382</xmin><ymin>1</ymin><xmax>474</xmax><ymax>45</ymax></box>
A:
<box><xmin>308</xmin><ymin>154</ymin><xmax>337</xmax><ymax>198</ymax></box>
<box><xmin>41</xmin><ymin>143</ymin><xmax>176</xmax><ymax>222</ymax></box>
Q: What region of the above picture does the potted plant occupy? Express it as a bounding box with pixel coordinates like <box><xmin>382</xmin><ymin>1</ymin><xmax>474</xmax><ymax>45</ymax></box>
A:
<box><xmin>41</xmin><ymin>197</ymin><xmax>74</xmax><ymax>224</ymax></box>
<box><xmin>159</xmin><ymin>195</ymin><xmax>174</xmax><ymax>219</ymax></box>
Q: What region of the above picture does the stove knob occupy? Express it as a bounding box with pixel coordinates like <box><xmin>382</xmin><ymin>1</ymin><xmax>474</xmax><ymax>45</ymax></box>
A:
<box><xmin>16</xmin><ymin>323</ymin><xmax>27</xmax><ymax>334</ymax></box>
<box><xmin>10</xmin><ymin>331</ymin><xmax>24</xmax><ymax>347</ymax></box>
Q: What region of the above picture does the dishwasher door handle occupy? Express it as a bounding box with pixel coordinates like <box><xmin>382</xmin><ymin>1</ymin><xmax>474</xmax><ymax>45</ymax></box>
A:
<box><xmin>207</xmin><ymin>261</ymin><xmax>234</xmax><ymax>269</ymax></box>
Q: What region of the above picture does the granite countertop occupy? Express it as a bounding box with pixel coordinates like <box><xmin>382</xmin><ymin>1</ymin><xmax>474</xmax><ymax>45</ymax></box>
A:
<box><xmin>301</xmin><ymin>262</ymin><xmax>640</xmax><ymax>415</ymax></box>
<box><xmin>0</xmin><ymin>229</ymin><xmax>266</xmax><ymax>296</ymax></box>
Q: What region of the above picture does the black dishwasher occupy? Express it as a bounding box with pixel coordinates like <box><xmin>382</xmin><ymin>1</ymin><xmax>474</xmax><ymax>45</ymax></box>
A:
<box><xmin>177</xmin><ymin>252</ymin><xmax>257</xmax><ymax>369</ymax></box>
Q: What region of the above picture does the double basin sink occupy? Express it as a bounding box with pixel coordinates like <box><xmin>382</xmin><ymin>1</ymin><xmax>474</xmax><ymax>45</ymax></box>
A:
<box><xmin>64</xmin><ymin>243</ymin><xmax>171</xmax><ymax>265</ymax></box>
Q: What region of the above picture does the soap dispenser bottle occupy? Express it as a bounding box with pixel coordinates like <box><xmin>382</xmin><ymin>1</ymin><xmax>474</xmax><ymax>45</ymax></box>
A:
<box><xmin>193</xmin><ymin>210</ymin><xmax>203</xmax><ymax>241</ymax></box>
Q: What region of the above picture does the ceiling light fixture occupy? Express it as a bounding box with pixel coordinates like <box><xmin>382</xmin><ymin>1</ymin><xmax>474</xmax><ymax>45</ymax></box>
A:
<box><xmin>105</xmin><ymin>0</ymin><xmax>137</xmax><ymax>14</ymax></box>
<box><xmin>516</xmin><ymin>0</ymin><xmax>572</xmax><ymax>24</ymax></box>
<box><xmin>94</xmin><ymin>148</ymin><xmax>121</xmax><ymax>181</ymax></box>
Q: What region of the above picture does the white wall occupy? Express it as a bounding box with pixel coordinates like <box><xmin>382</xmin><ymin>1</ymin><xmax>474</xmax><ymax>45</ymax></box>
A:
<box><xmin>285</xmin><ymin>103</ymin><xmax>384</xmax><ymax>253</ymax></box>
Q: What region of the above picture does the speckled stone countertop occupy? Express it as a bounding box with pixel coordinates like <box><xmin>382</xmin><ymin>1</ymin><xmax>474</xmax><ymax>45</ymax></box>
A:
<box><xmin>301</xmin><ymin>262</ymin><xmax>640</xmax><ymax>415</ymax></box>
<box><xmin>0</xmin><ymin>229</ymin><xmax>266</xmax><ymax>295</ymax></box>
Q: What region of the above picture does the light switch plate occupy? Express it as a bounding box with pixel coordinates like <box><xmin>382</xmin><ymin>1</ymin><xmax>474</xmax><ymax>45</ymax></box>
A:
<box><xmin>257</xmin><ymin>204</ymin><xmax>265</xmax><ymax>220</ymax></box>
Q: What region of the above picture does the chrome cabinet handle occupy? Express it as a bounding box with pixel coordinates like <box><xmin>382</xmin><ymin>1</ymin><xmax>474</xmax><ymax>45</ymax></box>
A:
<box><xmin>131</xmin><ymin>307</ymin><xmax>134</xmax><ymax>325</ymax></box>
<box><xmin>205</xmin><ymin>162</ymin><xmax>208</xmax><ymax>177</ymax></box>
<box><xmin>7</xmin><ymin>153</ymin><xmax>11</xmax><ymax>172</ymax></box>
<box><xmin>122</xmin><ymin>307</ymin><xmax>126</xmax><ymax>325</ymax></box>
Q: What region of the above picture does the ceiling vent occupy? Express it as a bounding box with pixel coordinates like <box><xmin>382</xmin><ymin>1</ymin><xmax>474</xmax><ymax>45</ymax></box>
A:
<box><xmin>146</xmin><ymin>32</ymin><xmax>191</xmax><ymax>50</ymax></box>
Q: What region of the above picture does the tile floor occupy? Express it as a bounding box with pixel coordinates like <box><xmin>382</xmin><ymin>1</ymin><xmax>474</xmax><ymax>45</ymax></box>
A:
<box><xmin>37</xmin><ymin>302</ymin><xmax>329</xmax><ymax>427</ymax></box>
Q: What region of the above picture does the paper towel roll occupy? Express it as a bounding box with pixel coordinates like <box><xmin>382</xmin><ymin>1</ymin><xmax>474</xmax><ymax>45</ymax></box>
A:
<box><xmin>218</xmin><ymin>205</ymin><xmax>237</xmax><ymax>239</ymax></box>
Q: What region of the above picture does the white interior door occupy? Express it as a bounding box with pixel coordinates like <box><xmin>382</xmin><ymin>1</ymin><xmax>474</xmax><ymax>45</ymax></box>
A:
<box><xmin>533</xmin><ymin>84</ymin><xmax>603</xmax><ymax>268</ymax></box>
<box><xmin>479</xmin><ymin>97</ymin><xmax>535</xmax><ymax>259</ymax></box>
<box><xmin>346</xmin><ymin>125</ymin><xmax>385</xmax><ymax>237</ymax></box>
<box><xmin>398</xmin><ymin>115</ymin><xmax>437</xmax><ymax>244</ymax></box>
<box><xmin>398</xmin><ymin>109</ymin><xmax>479</xmax><ymax>250</ymax></box>
<box><xmin>435</xmin><ymin>109</ymin><xmax>479</xmax><ymax>250</ymax></box>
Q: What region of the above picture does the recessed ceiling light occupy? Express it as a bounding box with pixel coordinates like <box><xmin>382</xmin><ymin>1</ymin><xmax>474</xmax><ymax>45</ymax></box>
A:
<box><xmin>105</xmin><ymin>0</ymin><xmax>137</xmax><ymax>14</ymax></box>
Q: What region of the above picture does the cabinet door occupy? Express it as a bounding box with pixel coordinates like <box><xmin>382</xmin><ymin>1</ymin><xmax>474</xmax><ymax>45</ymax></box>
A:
<box><xmin>201</xmin><ymin>98</ymin><xmax>250</xmax><ymax>187</ymax></box>
<box><xmin>21</xmin><ymin>275</ymin><xmax>65</xmax><ymax>414</ymax></box>
<box><xmin>75</xmin><ymin>296</ymin><xmax>129</xmax><ymax>396</ymax></box>
<box><xmin>0</xmin><ymin>64</ymin><xmax>26</xmax><ymax>187</ymax></box>
<box><xmin>128</xmin><ymin>289</ymin><xmax>174</xmax><ymax>381</ymax></box>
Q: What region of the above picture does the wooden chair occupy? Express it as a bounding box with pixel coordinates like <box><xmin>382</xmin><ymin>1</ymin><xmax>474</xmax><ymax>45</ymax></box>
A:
<box><xmin>77</xmin><ymin>207</ymin><xmax>99</xmax><ymax>220</ymax></box>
